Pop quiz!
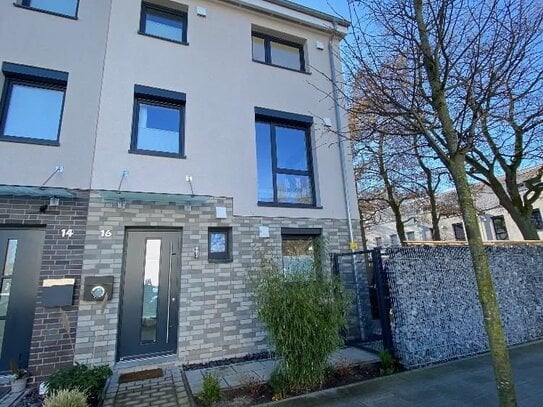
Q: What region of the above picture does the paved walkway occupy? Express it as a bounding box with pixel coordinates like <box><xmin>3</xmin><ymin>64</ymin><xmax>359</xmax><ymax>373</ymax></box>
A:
<box><xmin>185</xmin><ymin>347</ymin><xmax>379</xmax><ymax>395</ymax></box>
<box><xmin>267</xmin><ymin>341</ymin><xmax>543</xmax><ymax>407</ymax></box>
<box><xmin>103</xmin><ymin>367</ymin><xmax>191</xmax><ymax>407</ymax></box>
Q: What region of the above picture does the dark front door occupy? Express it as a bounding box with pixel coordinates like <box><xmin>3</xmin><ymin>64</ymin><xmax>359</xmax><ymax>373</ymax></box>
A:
<box><xmin>118</xmin><ymin>229</ymin><xmax>181</xmax><ymax>360</ymax></box>
<box><xmin>0</xmin><ymin>228</ymin><xmax>45</xmax><ymax>372</ymax></box>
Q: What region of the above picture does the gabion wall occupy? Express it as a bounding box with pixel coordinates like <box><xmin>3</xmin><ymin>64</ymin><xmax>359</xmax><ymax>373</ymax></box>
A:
<box><xmin>385</xmin><ymin>245</ymin><xmax>543</xmax><ymax>368</ymax></box>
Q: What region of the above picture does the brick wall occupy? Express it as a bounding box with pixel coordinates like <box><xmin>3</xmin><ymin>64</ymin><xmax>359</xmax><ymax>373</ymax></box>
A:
<box><xmin>0</xmin><ymin>191</ymin><xmax>89</xmax><ymax>382</ymax></box>
<box><xmin>74</xmin><ymin>193</ymin><xmax>358</xmax><ymax>366</ymax></box>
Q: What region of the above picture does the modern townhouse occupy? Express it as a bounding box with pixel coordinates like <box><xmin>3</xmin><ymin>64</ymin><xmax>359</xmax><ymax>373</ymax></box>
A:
<box><xmin>0</xmin><ymin>0</ymin><xmax>359</xmax><ymax>382</ymax></box>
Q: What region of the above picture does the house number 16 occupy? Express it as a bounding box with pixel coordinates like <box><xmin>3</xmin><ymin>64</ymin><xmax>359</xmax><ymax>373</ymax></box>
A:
<box><xmin>100</xmin><ymin>229</ymin><xmax>113</xmax><ymax>238</ymax></box>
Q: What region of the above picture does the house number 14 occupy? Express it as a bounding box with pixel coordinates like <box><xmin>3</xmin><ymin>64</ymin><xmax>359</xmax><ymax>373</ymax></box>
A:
<box><xmin>61</xmin><ymin>229</ymin><xmax>74</xmax><ymax>238</ymax></box>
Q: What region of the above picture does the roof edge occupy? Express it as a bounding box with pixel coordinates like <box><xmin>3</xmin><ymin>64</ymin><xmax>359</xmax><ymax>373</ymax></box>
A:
<box><xmin>262</xmin><ymin>0</ymin><xmax>350</xmax><ymax>27</ymax></box>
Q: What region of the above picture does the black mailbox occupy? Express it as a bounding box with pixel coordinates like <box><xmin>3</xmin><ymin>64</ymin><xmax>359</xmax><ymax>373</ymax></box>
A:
<box><xmin>42</xmin><ymin>278</ymin><xmax>75</xmax><ymax>307</ymax></box>
<box><xmin>83</xmin><ymin>276</ymin><xmax>114</xmax><ymax>301</ymax></box>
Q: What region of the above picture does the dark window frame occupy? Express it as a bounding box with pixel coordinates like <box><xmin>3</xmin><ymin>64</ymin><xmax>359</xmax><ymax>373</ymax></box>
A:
<box><xmin>252</xmin><ymin>32</ymin><xmax>306</xmax><ymax>73</ymax></box>
<box><xmin>139</xmin><ymin>2</ymin><xmax>188</xmax><ymax>45</ymax></box>
<box><xmin>130</xmin><ymin>86</ymin><xmax>186</xmax><ymax>159</ymax></box>
<box><xmin>452</xmin><ymin>223</ymin><xmax>466</xmax><ymax>241</ymax></box>
<box><xmin>16</xmin><ymin>0</ymin><xmax>80</xmax><ymax>19</ymax></box>
<box><xmin>531</xmin><ymin>208</ymin><xmax>543</xmax><ymax>230</ymax></box>
<box><xmin>281</xmin><ymin>230</ymin><xmax>321</xmax><ymax>275</ymax></box>
<box><xmin>491</xmin><ymin>215</ymin><xmax>509</xmax><ymax>240</ymax></box>
<box><xmin>256</xmin><ymin>109</ymin><xmax>316</xmax><ymax>208</ymax></box>
<box><xmin>0</xmin><ymin>64</ymin><xmax>68</xmax><ymax>146</ymax></box>
<box><xmin>208</xmin><ymin>227</ymin><xmax>232</xmax><ymax>262</ymax></box>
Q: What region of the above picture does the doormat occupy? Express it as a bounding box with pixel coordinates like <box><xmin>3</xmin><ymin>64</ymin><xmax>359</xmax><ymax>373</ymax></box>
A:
<box><xmin>119</xmin><ymin>368</ymin><xmax>164</xmax><ymax>383</ymax></box>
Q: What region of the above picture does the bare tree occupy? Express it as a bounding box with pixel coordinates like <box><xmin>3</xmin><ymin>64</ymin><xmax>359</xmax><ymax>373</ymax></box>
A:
<box><xmin>343</xmin><ymin>0</ymin><xmax>543</xmax><ymax>404</ymax></box>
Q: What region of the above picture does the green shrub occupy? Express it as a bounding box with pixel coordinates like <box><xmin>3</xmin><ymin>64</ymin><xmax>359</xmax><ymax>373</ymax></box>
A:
<box><xmin>201</xmin><ymin>372</ymin><xmax>221</xmax><ymax>405</ymax></box>
<box><xmin>44</xmin><ymin>389</ymin><xmax>88</xmax><ymax>407</ymax></box>
<box><xmin>251</xmin><ymin>247</ymin><xmax>351</xmax><ymax>391</ymax></box>
<box><xmin>269</xmin><ymin>366</ymin><xmax>288</xmax><ymax>399</ymax></box>
<box><xmin>45</xmin><ymin>364</ymin><xmax>112</xmax><ymax>406</ymax></box>
<box><xmin>379</xmin><ymin>350</ymin><xmax>395</xmax><ymax>375</ymax></box>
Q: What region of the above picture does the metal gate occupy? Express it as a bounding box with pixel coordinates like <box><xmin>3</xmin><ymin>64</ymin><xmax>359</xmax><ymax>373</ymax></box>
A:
<box><xmin>331</xmin><ymin>248</ymin><xmax>393</xmax><ymax>354</ymax></box>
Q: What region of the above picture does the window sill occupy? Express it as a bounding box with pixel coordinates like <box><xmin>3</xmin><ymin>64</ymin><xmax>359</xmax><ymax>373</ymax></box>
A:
<box><xmin>0</xmin><ymin>135</ymin><xmax>60</xmax><ymax>147</ymax></box>
<box><xmin>252</xmin><ymin>60</ymin><xmax>311</xmax><ymax>75</ymax></box>
<box><xmin>208</xmin><ymin>258</ymin><xmax>233</xmax><ymax>264</ymax></box>
<box><xmin>128</xmin><ymin>149</ymin><xmax>186</xmax><ymax>159</ymax></box>
<box><xmin>13</xmin><ymin>3</ymin><xmax>78</xmax><ymax>20</ymax></box>
<box><xmin>258</xmin><ymin>201</ymin><xmax>322</xmax><ymax>209</ymax></box>
<box><xmin>137</xmin><ymin>31</ymin><xmax>189</xmax><ymax>46</ymax></box>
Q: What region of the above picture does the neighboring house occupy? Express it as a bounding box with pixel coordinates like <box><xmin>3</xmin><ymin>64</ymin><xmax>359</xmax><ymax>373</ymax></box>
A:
<box><xmin>0</xmin><ymin>0</ymin><xmax>359</xmax><ymax>381</ymax></box>
<box><xmin>364</xmin><ymin>167</ymin><xmax>543</xmax><ymax>248</ymax></box>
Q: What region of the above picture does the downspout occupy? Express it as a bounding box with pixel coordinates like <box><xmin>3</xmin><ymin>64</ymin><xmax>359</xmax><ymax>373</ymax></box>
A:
<box><xmin>328</xmin><ymin>21</ymin><xmax>355</xmax><ymax>249</ymax></box>
<box><xmin>329</xmin><ymin>21</ymin><xmax>367</xmax><ymax>341</ymax></box>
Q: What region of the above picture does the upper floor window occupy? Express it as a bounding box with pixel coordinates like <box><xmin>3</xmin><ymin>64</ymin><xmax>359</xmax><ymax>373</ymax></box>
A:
<box><xmin>255</xmin><ymin>107</ymin><xmax>315</xmax><ymax>207</ymax></box>
<box><xmin>452</xmin><ymin>222</ymin><xmax>466</xmax><ymax>241</ymax></box>
<box><xmin>140</xmin><ymin>3</ymin><xmax>188</xmax><ymax>44</ymax></box>
<box><xmin>0</xmin><ymin>62</ymin><xmax>68</xmax><ymax>145</ymax></box>
<box><xmin>374</xmin><ymin>236</ymin><xmax>383</xmax><ymax>247</ymax></box>
<box><xmin>406</xmin><ymin>231</ymin><xmax>416</xmax><ymax>241</ymax></box>
<box><xmin>491</xmin><ymin>215</ymin><xmax>509</xmax><ymax>240</ymax></box>
<box><xmin>252</xmin><ymin>32</ymin><xmax>305</xmax><ymax>72</ymax></box>
<box><xmin>531</xmin><ymin>208</ymin><xmax>543</xmax><ymax>230</ymax></box>
<box><xmin>130</xmin><ymin>85</ymin><xmax>186</xmax><ymax>158</ymax></box>
<box><xmin>18</xmin><ymin>0</ymin><xmax>79</xmax><ymax>18</ymax></box>
<box><xmin>390</xmin><ymin>234</ymin><xmax>399</xmax><ymax>246</ymax></box>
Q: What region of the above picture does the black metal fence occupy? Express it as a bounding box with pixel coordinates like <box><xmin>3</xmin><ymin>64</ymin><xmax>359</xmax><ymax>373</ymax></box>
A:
<box><xmin>331</xmin><ymin>249</ymin><xmax>393</xmax><ymax>354</ymax></box>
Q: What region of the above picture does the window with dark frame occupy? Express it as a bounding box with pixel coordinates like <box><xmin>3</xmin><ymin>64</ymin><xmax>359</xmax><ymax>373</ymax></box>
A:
<box><xmin>491</xmin><ymin>215</ymin><xmax>509</xmax><ymax>240</ymax></box>
<box><xmin>531</xmin><ymin>208</ymin><xmax>543</xmax><ymax>230</ymax></box>
<box><xmin>255</xmin><ymin>109</ymin><xmax>315</xmax><ymax>207</ymax></box>
<box><xmin>406</xmin><ymin>231</ymin><xmax>416</xmax><ymax>241</ymax></box>
<box><xmin>0</xmin><ymin>63</ymin><xmax>68</xmax><ymax>145</ymax></box>
<box><xmin>140</xmin><ymin>3</ymin><xmax>187</xmax><ymax>44</ymax></box>
<box><xmin>19</xmin><ymin>0</ymin><xmax>79</xmax><ymax>18</ymax></box>
<box><xmin>130</xmin><ymin>85</ymin><xmax>185</xmax><ymax>158</ymax></box>
<box><xmin>208</xmin><ymin>228</ymin><xmax>232</xmax><ymax>262</ymax></box>
<box><xmin>281</xmin><ymin>228</ymin><xmax>321</xmax><ymax>275</ymax></box>
<box><xmin>252</xmin><ymin>32</ymin><xmax>305</xmax><ymax>72</ymax></box>
<box><xmin>452</xmin><ymin>223</ymin><xmax>466</xmax><ymax>240</ymax></box>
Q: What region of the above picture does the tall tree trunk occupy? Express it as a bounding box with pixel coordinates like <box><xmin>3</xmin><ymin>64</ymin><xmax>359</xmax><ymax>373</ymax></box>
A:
<box><xmin>413</xmin><ymin>1</ymin><xmax>517</xmax><ymax>403</ymax></box>
<box><xmin>390</xmin><ymin>202</ymin><xmax>407</xmax><ymax>244</ymax></box>
<box><xmin>449</xmin><ymin>156</ymin><xmax>517</xmax><ymax>406</ymax></box>
<box><xmin>428</xmin><ymin>190</ymin><xmax>442</xmax><ymax>240</ymax></box>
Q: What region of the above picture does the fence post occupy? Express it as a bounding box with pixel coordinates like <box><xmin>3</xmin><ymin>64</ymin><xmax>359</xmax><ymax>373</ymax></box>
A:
<box><xmin>372</xmin><ymin>248</ymin><xmax>394</xmax><ymax>353</ymax></box>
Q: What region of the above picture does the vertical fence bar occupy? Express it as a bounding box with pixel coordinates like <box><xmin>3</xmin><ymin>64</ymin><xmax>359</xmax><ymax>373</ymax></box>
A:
<box><xmin>372</xmin><ymin>248</ymin><xmax>394</xmax><ymax>353</ymax></box>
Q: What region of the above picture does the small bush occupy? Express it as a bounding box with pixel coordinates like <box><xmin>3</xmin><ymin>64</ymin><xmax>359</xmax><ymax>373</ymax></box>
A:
<box><xmin>44</xmin><ymin>389</ymin><xmax>88</xmax><ymax>407</ymax></box>
<box><xmin>379</xmin><ymin>350</ymin><xmax>395</xmax><ymax>375</ymax></box>
<box><xmin>45</xmin><ymin>364</ymin><xmax>112</xmax><ymax>406</ymax></box>
<box><xmin>269</xmin><ymin>367</ymin><xmax>288</xmax><ymax>400</ymax></box>
<box><xmin>201</xmin><ymin>373</ymin><xmax>221</xmax><ymax>405</ymax></box>
<box><xmin>251</xmin><ymin>246</ymin><xmax>351</xmax><ymax>391</ymax></box>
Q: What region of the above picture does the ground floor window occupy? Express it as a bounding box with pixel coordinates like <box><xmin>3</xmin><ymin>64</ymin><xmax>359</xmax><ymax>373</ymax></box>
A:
<box><xmin>452</xmin><ymin>223</ymin><xmax>466</xmax><ymax>241</ymax></box>
<box><xmin>281</xmin><ymin>228</ymin><xmax>321</xmax><ymax>275</ymax></box>
<box><xmin>491</xmin><ymin>216</ymin><xmax>509</xmax><ymax>240</ymax></box>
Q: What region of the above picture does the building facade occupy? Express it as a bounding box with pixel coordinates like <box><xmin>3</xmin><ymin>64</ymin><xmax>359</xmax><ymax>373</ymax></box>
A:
<box><xmin>364</xmin><ymin>170</ymin><xmax>543</xmax><ymax>248</ymax></box>
<box><xmin>0</xmin><ymin>0</ymin><xmax>359</xmax><ymax>381</ymax></box>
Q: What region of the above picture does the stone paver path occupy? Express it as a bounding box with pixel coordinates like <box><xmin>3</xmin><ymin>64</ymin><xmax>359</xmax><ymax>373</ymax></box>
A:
<box><xmin>103</xmin><ymin>367</ymin><xmax>191</xmax><ymax>407</ymax></box>
<box><xmin>186</xmin><ymin>346</ymin><xmax>378</xmax><ymax>395</ymax></box>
